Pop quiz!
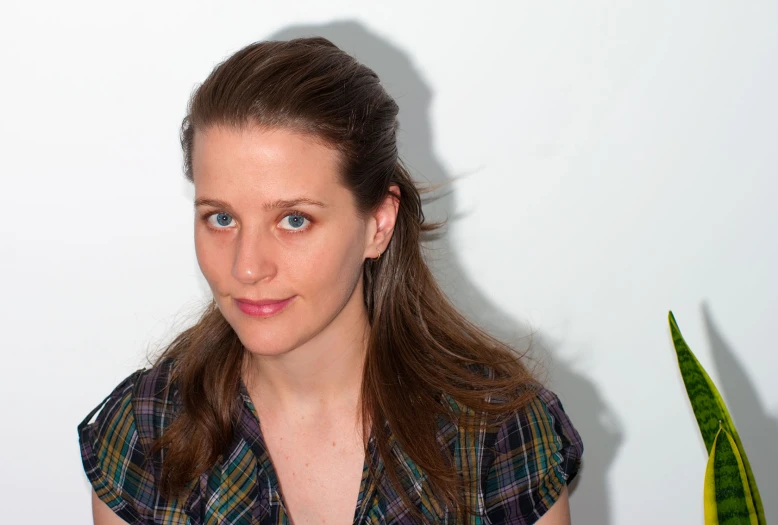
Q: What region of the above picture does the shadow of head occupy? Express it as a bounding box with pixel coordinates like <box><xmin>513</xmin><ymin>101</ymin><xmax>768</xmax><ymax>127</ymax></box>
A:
<box><xmin>194</xmin><ymin>23</ymin><xmax>624</xmax><ymax>523</ymax></box>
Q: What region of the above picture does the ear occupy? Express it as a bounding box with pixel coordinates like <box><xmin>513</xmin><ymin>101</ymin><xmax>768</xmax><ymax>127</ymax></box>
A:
<box><xmin>364</xmin><ymin>185</ymin><xmax>400</xmax><ymax>260</ymax></box>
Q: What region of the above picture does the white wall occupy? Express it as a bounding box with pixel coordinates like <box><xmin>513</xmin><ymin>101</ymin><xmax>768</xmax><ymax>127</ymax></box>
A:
<box><xmin>1</xmin><ymin>1</ymin><xmax>775</xmax><ymax>523</ymax></box>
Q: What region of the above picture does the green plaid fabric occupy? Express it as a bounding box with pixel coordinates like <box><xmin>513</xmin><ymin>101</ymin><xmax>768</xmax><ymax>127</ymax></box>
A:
<box><xmin>79</xmin><ymin>358</ymin><xmax>582</xmax><ymax>524</ymax></box>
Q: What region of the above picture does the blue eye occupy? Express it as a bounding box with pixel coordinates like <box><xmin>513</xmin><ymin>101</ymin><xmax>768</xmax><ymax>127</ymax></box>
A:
<box><xmin>208</xmin><ymin>212</ymin><xmax>234</xmax><ymax>229</ymax></box>
<box><xmin>279</xmin><ymin>214</ymin><xmax>309</xmax><ymax>231</ymax></box>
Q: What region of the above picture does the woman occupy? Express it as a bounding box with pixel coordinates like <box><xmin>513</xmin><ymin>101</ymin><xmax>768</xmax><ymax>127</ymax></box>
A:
<box><xmin>78</xmin><ymin>36</ymin><xmax>583</xmax><ymax>525</ymax></box>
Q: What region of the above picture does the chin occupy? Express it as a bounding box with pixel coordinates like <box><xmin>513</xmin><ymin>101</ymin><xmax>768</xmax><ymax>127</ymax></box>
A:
<box><xmin>229</xmin><ymin>323</ymin><xmax>294</xmax><ymax>356</ymax></box>
<box><xmin>228</xmin><ymin>315</ymin><xmax>313</xmax><ymax>357</ymax></box>
<box><xmin>241</xmin><ymin>339</ymin><xmax>294</xmax><ymax>357</ymax></box>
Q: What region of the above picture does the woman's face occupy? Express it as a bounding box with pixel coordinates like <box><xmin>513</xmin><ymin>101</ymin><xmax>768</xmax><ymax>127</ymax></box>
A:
<box><xmin>192</xmin><ymin>124</ymin><xmax>375</xmax><ymax>357</ymax></box>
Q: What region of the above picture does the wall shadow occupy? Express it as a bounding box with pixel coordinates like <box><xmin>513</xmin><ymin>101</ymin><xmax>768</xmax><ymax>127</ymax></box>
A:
<box><xmin>264</xmin><ymin>21</ymin><xmax>620</xmax><ymax>523</ymax></box>
<box><xmin>702</xmin><ymin>301</ymin><xmax>776</xmax><ymax>522</ymax></box>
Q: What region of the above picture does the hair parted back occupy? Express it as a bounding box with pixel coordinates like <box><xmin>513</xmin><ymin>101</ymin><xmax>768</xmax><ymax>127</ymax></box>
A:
<box><xmin>150</xmin><ymin>36</ymin><xmax>543</xmax><ymax>521</ymax></box>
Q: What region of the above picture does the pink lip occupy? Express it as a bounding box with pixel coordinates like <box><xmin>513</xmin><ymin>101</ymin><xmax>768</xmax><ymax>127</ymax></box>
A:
<box><xmin>234</xmin><ymin>296</ymin><xmax>296</xmax><ymax>318</ymax></box>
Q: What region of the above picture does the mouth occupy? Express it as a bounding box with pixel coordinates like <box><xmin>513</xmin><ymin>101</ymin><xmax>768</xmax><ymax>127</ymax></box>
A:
<box><xmin>233</xmin><ymin>296</ymin><xmax>296</xmax><ymax>318</ymax></box>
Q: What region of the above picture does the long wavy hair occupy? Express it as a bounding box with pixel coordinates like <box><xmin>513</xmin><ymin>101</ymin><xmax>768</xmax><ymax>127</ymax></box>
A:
<box><xmin>149</xmin><ymin>36</ymin><xmax>544</xmax><ymax>521</ymax></box>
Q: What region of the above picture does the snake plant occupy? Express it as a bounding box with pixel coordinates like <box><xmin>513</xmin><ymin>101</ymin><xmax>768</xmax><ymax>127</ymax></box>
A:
<box><xmin>668</xmin><ymin>311</ymin><xmax>766</xmax><ymax>524</ymax></box>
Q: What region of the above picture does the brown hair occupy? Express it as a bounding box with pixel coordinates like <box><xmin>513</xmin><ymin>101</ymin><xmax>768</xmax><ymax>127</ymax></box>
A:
<box><xmin>149</xmin><ymin>36</ymin><xmax>543</xmax><ymax>521</ymax></box>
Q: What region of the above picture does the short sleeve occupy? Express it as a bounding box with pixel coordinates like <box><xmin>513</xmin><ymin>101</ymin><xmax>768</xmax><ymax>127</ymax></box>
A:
<box><xmin>78</xmin><ymin>370</ymin><xmax>156</xmax><ymax>525</ymax></box>
<box><xmin>482</xmin><ymin>387</ymin><xmax>584</xmax><ymax>525</ymax></box>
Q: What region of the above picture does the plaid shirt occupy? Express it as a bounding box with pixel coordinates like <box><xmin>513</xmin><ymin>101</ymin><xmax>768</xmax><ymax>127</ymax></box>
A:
<box><xmin>79</xmin><ymin>358</ymin><xmax>583</xmax><ymax>524</ymax></box>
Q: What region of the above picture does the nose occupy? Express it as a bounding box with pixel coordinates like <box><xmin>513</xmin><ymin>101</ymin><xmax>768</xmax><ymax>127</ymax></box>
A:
<box><xmin>231</xmin><ymin>227</ymin><xmax>277</xmax><ymax>284</ymax></box>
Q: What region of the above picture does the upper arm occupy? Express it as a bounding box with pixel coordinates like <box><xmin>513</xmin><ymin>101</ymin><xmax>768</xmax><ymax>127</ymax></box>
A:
<box><xmin>78</xmin><ymin>370</ymin><xmax>156</xmax><ymax>524</ymax></box>
<box><xmin>534</xmin><ymin>484</ymin><xmax>570</xmax><ymax>525</ymax></box>
<box><xmin>92</xmin><ymin>489</ymin><xmax>132</xmax><ymax>525</ymax></box>
<box><xmin>482</xmin><ymin>388</ymin><xmax>583</xmax><ymax>524</ymax></box>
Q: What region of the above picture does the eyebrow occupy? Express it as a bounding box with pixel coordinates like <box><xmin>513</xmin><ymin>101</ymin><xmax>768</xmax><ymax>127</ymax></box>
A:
<box><xmin>194</xmin><ymin>197</ymin><xmax>328</xmax><ymax>212</ymax></box>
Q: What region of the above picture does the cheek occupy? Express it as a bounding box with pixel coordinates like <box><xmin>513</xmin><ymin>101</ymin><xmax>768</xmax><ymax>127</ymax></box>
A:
<box><xmin>194</xmin><ymin>230</ymin><xmax>230</xmax><ymax>288</ymax></box>
<box><xmin>292</xmin><ymin>231</ymin><xmax>363</xmax><ymax>293</ymax></box>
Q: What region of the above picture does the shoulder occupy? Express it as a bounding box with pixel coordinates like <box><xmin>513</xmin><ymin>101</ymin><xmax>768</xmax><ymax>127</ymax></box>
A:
<box><xmin>77</xmin><ymin>358</ymin><xmax>178</xmax><ymax>524</ymax></box>
<box><xmin>481</xmin><ymin>386</ymin><xmax>583</xmax><ymax>524</ymax></box>
<box><xmin>79</xmin><ymin>357</ymin><xmax>179</xmax><ymax>448</ymax></box>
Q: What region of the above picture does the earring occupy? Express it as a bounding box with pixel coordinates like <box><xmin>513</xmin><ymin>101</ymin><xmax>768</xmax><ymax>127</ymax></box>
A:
<box><xmin>372</xmin><ymin>250</ymin><xmax>381</xmax><ymax>261</ymax></box>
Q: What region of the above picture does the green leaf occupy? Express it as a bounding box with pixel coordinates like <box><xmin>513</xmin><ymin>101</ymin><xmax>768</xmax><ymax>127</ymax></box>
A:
<box><xmin>668</xmin><ymin>311</ymin><xmax>765</xmax><ymax>524</ymax></box>
<box><xmin>704</xmin><ymin>423</ymin><xmax>759</xmax><ymax>525</ymax></box>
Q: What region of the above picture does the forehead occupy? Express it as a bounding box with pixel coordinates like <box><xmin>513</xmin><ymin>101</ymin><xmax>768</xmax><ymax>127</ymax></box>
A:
<box><xmin>191</xmin><ymin>124</ymin><xmax>346</xmax><ymax>200</ymax></box>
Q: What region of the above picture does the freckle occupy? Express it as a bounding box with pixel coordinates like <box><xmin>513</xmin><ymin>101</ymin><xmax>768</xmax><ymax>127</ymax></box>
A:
<box><xmin>305</xmin><ymin>463</ymin><xmax>309</xmax><ymax>467</ymax></box>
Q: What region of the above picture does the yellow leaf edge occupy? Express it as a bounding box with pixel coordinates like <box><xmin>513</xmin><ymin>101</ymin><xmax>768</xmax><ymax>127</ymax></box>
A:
<box><xmin>703</xmin><ymin>425</ymin><xmax>720</xmax><ymax>525</ymax></box>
